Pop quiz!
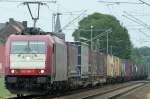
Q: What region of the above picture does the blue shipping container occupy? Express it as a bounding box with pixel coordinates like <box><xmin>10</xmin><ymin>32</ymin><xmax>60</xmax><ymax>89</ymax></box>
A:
<box><xmin>120</xmin><ymin>59</ymin><xmax>126</xmax><ymax>77</ymax></box>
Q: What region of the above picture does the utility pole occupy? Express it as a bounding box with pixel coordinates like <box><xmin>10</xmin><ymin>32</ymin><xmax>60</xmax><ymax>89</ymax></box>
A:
<box><xmin>52</xmin><ymin>13</ymin><xmax>56</xmax><ymax>32</ymax></box>
<box><xmin>91</xmin><ymin>25</ymin><xmax>93</xmax><ymax>50</ymax></box>
<box><xmin>97</xmin><ymin>39</ymin><xmax>100</xmax><ymax>52</ymax></box>
<box><xmin>106</xmin><ymin>31</ymin><xmax>109</xmax><ymax>55</ymax></box>
<box><xmin>106</xmin><ymin>30</ymin><xmax>109</xmax><ymax>77</ymax></box>
<box><xmin>106</xmin><ymin>29</ymin><xmax>112</xmax><ymax>54</ymax></box>
<box><xmin>111</xmin><ymin>45</ymin><xmax>112</xmax><ymax>55</ymax></box>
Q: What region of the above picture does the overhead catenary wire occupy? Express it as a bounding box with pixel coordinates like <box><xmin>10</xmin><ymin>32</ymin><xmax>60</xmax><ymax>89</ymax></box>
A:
<box><xmin>123</xmin><ymin>11</ymin><xmax>150</xmax><ymax>28</ymax></box>
<box><xmin>60</xmin><ymin>10</ymin><xmax>87</xmax><ymax>32</ymax></box>
<box><xmin>0</xmin><ymin>0</ymin><xmax>57</xmax><ymax>3</ymax></box>
<box><xmin>123</xmin><ymin>12</ymin><xmax>150</xmax><ymax>43</ymax></box>
<box><xmin>139</xmin><ymin>0</ymin><xmax>150</xmax><ymax>7</ymax></box>
<box><xmin>0</xmin><ymin>0</ymin><xmax>57</xmax><ymax>28</ymax></box>
<box><xmin>123</xmin><ymin>11</ymin><xmax>150</xmax><ymax>29</ymax></box>
<box><xmin>60</xmin><ymin>10</ymin><xmax>88</xmax><ymax>29</ymax></box>
<box><xmin>138</xmin><ymin>29</ymin><xmax>150</xmax><ymax>39</ymax></box>
<box><xmin>122</xmin><ymin>15</ymin><xmax>147</xmax><ymax>28</ymax></box>
<box><xmin>80</xmin><ymin>29</ymin><xmax>112</xmax><ymax>43</ymax></box>
<box><xmin>98</xmin><ymin>0</ymin><xmax>144</xmax><ymax>5</ymax></box>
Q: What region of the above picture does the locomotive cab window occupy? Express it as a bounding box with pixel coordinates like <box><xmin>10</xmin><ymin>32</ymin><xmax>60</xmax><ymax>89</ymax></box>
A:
<box><xmin>11</xmin><ymin>41</ymin><xmax>46</xmax><ymax>54</ymax></box>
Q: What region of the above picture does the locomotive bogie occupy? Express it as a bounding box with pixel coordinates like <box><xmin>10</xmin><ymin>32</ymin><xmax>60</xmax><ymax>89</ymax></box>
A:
<box><xmin>5</xmin><ymin>76</ymin><xmax>50</xmax><ymax>94</ymax></box>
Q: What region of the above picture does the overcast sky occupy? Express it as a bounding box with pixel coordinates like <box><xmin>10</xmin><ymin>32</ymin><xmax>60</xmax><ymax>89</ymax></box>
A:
<box><xmin>0</xmin><ymin>0</ymin><xmax>150</xmax><ymax>47</ymax></box>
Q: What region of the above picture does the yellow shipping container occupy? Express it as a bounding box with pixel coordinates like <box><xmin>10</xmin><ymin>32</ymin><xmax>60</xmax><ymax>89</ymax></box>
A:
<box><xmin>114</xmin><ymin>57</ymin><xmax>121</xmax><ymax>76</ymax></box>
<box><xmin>107</xmin><ymin>55</ymin><xmax>113</xmax><ymax>77</ymax></box>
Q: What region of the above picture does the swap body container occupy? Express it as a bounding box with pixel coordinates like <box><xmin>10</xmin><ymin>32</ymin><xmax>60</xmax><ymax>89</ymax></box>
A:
<box><xmin>99</xmin><ymin>53</ymin><xmax>107</xmax><ymax>79</ymax></box>
<box><xmin>120</xmin><ymin>59</ymin><xmax>126</xmax><ymax>78</ymax></box>
<box><xmin>144</xmin><ymin>65</ymin><xmax>147</xmax><ymax>76</ymax></box>
<box><xmin>144</xmin><ymin>65</ymin><xmax>146</xmax><ymax>77</ymax></box>
<box><xmin>72</xmin><ymin>42</ymin><xmax>89</xmax><ymax>79</ymax></box>
<box><xmin>125</xmin><ymin>60</ymin><xmax>130</xmax><ymax>78</ymax></box>
<box><xmin>140</xmin><ymin>65</ymin><xmax>145</xmax><ymax>77</ymax></box>
<box><xmin>112</xmin><ymin>55</ymin><xmax>115</xmax><ymax>77</ymax></box>
<box><xmin>137</xmin><ymin>64</ymin><xmax>144</xmax><ymax>77</ymax></box>
<box><xmin>88</xmin><ymin>49</ymin><xmax>94</xmax><ymax>81</ymax></box>
<box><xmin>96</xmin><ymin>53</ymin><xmax>101</xmax><ymax>78</ymax></box>
<box><xmin>92</xmin><ymin>52</ymin><xmax>97</xmax><ymax>77</ymax></box>
<box><xmin>129</xmin><ymin>61</ymin><xmax>134</xmax><ymax>79</ymax></box>
<box><xmin>0</xmin><ymin>44</ymin><xmax>5</xmax><ymax>76</ymax></box>
<box><xmin>88</xmin><ymin>49</ymin><xmax>93</xmax><ymax>77</ymax></box>
<box><xmin>141</xmin><ymin>65</ymin><xmax>145</xmax><ymax>77</ymax></box>
<box><xmin>114</xmin><ymin>56</ymin><xmax>120</xmax><ymax>77</ymax></box>
<box><xmin>88</xmin><ymin>50</ymin><xmax>106</xmax><ymax>82</ymax></box>
<box><xmin>130</xmin><ymin>63</ymin><xmax>146</xmax><ymax>79</ymax></box>
<box><xmin>89</xmin><ymin>49</ymin><xmax>96</xmax><ymax>79</ymax></box>
<box><xmin>92</xmin><ymin>52</ymin><xmax>101</xmax><ymax>78</ymax></box>
<box><xmin>66</xmin><ymin>42</ymin><xmax>78</xmax><ymax>78</ymax></box>
<box><xmin>132</xmin><ymin>63</ymin><xmax>138</xmax><ymax>78</ymax></box>
<box><xmin>136</xmin><ymin>64</ymin><xmax>140</xmax><ymax>77</ymax></box>
<box><xmin>89</xmin><ymin>52</ymin><xmax>106</xmax><ymax>82</ymax></box>
<box><xmin>145</xmin><ymin>64</ymin><xmax>149</xmax><ymax>77</ymax></box>
<box><xmin>129</xmin><ymin>62</ymin><xmax>135</xmax><ymax>79</ymax></box>
<box><xmin>107</xmin><ymin>54</ymin><xmax>114</xmax><ymax>77</ymax></box>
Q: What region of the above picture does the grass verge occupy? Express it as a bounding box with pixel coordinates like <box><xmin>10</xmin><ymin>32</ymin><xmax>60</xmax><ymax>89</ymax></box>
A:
<box><xmin>0</xmin><ymin>77</ymin><xmax>13</xmax><ymax>98</ymax></box>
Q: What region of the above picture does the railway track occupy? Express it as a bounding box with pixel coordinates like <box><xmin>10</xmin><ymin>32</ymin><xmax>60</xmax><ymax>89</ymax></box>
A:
<box><xmin>6</xmin><ymin>81</ymin><xmax>148</xmax><ymax>99</ymax></box>
<box><xmin>82</xmin><ymin>82</ymin><xmax>148</xmax><ymax>99</ymax></box>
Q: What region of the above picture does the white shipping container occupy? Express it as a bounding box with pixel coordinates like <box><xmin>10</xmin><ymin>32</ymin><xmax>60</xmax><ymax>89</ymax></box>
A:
<box><xmin>81</xmin><ymin>43</ymin><xmax>89</xmax><ymax>78</ymax></box>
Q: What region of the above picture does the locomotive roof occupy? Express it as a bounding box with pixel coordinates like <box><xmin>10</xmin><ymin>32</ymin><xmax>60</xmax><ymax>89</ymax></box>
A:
<box><xmin>7</xmin><ymin>34</ymin><xmax>66</xmax><ymax>46</ymax></box>
<box><xmin>7</xmin><ymin>34</ymin><xmax>50</xmax><ymax>41</ymax></box>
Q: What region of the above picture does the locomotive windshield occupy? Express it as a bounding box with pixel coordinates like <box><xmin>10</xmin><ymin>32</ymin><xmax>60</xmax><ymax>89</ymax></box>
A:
<box><xmin>11</xmin><ymin>41</ymin><xmax>45</xmax><ymax>54</ymax></box>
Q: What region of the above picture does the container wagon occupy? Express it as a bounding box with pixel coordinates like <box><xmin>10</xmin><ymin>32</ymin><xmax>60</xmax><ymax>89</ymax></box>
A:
<box><xmin>66</xmin><ymin>42</ymin><xmax>79</xmax><ymax>88</ymax></box>
<box><xmin>71</xmin><ymin>42</ymin><xmax>89</xmax><ymax>86</ymax></box>
<box><xmin>125</xmin><ymin>59</ymin><xmax>130</xmax><ymax>81</ymax></box>
<box><xmin>107</xmin><ymin>54</ymin><xmax>114</xmax><ymax>83</ymax></box>
<box><xmin>120</xmin><ymin>59</ymin><xmax>126</xmax><ymax>82</ymax></box>
<box><xmin>99</xmin><ymin>53</ymin><xmax>107</xmax><ymax>84</ymax></box>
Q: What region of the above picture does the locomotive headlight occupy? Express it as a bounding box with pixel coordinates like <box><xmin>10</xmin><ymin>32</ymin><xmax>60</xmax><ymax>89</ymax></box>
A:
<box><xmin>40</xmin><ymin>70</ymin><xmax>44</xmax><ymax>74</ymax></box>
<box><xmin>26</xmin><ymin>56</ymin><xmax>31</xmax><ymax>61</ymax></box>
<box><xmin>11</xmin><ymin>69</ymin><xmax>15</xmax><ymax>74</ymax></box>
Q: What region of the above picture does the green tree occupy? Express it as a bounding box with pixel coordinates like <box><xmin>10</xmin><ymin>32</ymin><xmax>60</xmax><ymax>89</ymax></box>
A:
<box><xmin>131</xmin><ymin>47</ymin><xmax>150</xmax><ymax>64</ymax></box>
<box><xmin>72</xmin><ymin>12</ymin><xmax>132</xmax><ymax>59</ymax></box>
<box><xmin>131</xmin><ymin>47</ymin><xmax>150</xmax><ymax>75</ymax></box>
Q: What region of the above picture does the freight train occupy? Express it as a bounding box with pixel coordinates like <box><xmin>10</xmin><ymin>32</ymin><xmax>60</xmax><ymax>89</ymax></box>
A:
<box><xmin>4</xmin><ymin>33</ymin><xmax>147</xmax><ymax>96</ymax></box>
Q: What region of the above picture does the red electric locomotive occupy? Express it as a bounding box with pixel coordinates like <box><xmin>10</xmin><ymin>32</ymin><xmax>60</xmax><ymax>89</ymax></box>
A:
<box><xmin>5</xmin><ymin>34</ymin><xmax>68</xmax><ymax>96</ymax></box>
